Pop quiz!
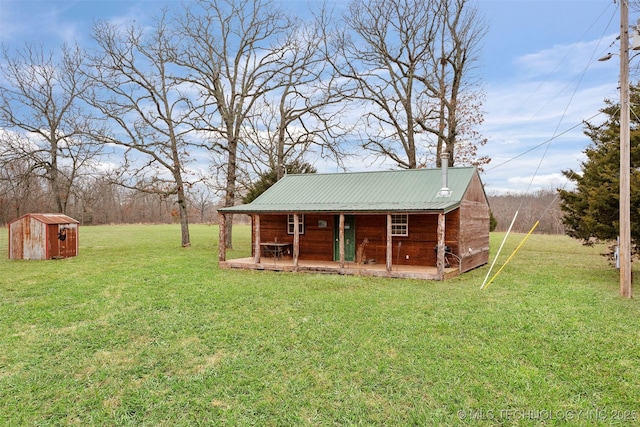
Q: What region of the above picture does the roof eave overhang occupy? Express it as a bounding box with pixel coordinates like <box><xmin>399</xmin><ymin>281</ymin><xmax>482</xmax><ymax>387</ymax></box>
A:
<box><xmin>218</xmin><ymin>203</ymin><xmax>461</xmax><ymax>215</ymax></box>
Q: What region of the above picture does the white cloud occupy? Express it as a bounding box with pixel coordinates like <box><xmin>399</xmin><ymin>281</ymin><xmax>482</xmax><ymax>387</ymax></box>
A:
<box><xmin>514</xmin><ymin>35</ymin><xmax>618</xmax><ymax>79</ymax></box>
<box><xmin>479</xmin><ymin>33</ymin><xmax>621</xmax><ymax>195</ymax></box>
<box><xmin>508</xmin><ymin>172</ymin><xmax>569</xmax><ymax>189</ymax></box>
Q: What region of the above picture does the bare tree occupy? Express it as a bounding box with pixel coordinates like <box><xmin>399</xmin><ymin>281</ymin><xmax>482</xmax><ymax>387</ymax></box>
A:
<box><xmin>0</xmin><ymin>43</ymin><xmax>102</xmax><ymax>214</ymax></box>
<box><xmin>331</xmin><ymin>0</ymin><xmax>486</xmax><ymax>169</ymax></box>
<box><xmin>87</xmin><ymin>177</ymin><xmax>127</xmax><ymax>225</ymax></box>
<box><xmin>488</xmin><ymin>189</ymin><xmax>565</xmax><ymax>235</ymax></box>
<box><xmin>187</xmin><ymin>185</ymin><xmax>217</xmax><ymax>224</ymax></box>
<box><xmin>445</xmin><ymin>89</ymin><xmax>490</xmax><ymax>168</ymax></box>
<box><xmin>420</xmin><ymin>0</ymin><xmax>487</xmax><ymax>167</ymax></box>
<box><xmin>240</xmin><ymin>10</ymin><xmax>354</xmax><ymax>182</ymax></box>
<box><xmin>178</xmin><ymin>0</ymin><xmax>294</xmax><ymax>248</ymax></box>
<box><xmin>0</xmin><ymin>156</ymin><xmax>48</xmax><ymax>222</ymax></box>
<box><xmin>87</xmin><ymin>13</ymin><xmax>194</xmax><ymax>246</ymax></box>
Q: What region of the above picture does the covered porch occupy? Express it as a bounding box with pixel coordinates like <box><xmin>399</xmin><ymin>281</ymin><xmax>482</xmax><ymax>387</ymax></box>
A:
<box><xmin>218</xmin><ymin>211</ymin><xmax>455</xmax><ymax>281</ymax></box>
<box><xmin>219</xmin><ymin>256</ymin><xmax>461</xmax><ymax>281</ymax></box>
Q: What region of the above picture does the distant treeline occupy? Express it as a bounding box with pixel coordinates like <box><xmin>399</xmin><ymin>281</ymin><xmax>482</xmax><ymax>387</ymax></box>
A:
<box><xmin>488</xmin><ymin>189</ymin><xmax>564</xmax><ymax>235</ymax></box>
<box><xmin>3</xmin><ymin>177</ymin><xmax>565</xmax><ymax>235</ymax></box>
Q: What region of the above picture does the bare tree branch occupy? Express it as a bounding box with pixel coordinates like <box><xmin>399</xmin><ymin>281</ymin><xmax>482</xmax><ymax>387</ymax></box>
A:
<box><xmin>240</xmin><ymin>7</ymin><xmax>355</xmax><ymax>182</ymax></box>
<box><xmin>330</xmin><ymin>0</ymin><xmax>486</xmax><ymax>169</ymax></box>
<box><xmin>177</xmin><ymin>0</ymin><xmax>295</xmax><ymax>248</ymax></box>
<box><xmin>0</xmin><ymin>42</ymin><xmax>103</xmax><ymax>213</ymax></box>
<box><xmin>86</xmin><ymin>11</ymin><xmax>195</xmax><ymax>246</ymax></box>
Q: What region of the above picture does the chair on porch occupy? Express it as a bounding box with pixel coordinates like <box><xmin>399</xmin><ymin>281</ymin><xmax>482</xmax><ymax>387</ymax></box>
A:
<box><xmin>434</xmin><ymin>245</ymin><xmax>459</xmax><ymax>268</ymax></box>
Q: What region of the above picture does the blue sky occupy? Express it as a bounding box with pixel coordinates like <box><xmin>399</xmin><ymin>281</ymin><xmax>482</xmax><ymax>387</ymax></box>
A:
<box><xmin>0</xmin><ymin>0</ymin><xmax>633</xmax><ymax>194</ymax></box>
<box><xmin>476</xmin><ymin>0</ymin><xmax>625</xmax><ymax>194</ymax></box>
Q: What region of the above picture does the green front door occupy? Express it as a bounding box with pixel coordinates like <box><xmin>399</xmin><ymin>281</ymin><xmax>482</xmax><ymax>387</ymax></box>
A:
<box><xmin>334</xmin><ymin>215</ymin><xmax>356</xmax><ymax>262</ymax></box>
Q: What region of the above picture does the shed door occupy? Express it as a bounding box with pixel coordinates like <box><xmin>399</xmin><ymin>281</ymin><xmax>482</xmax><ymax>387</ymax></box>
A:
<box><xmin>48</xmin><ymin>224</ymin><xmax>60</xmax><ymax>259</ymax></box>
<box><xmin>333</xmin><ymin>215</ymin><xmax>355</xmax><ymax>262</ymax></box>
<box><xmin>64</xmin><ymin>224</ymin><xmax>77</xmax><ymax>257</ymax></box>
<box><xmin>52</xmin><ymin>224</ymin><xmax>77</xmax><ymax>258</ymax></box>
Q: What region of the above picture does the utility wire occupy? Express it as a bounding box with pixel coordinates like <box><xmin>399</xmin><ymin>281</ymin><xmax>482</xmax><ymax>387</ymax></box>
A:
<box><xmin>486</xmin><ymin>112</ymin><xmax>601</xmax><ymax>172</ymax></box>
<box><xmin>481</xmin><ymin>3</ymin><xmax>618</xmax><ymax>288</ymax></box>
<box><xmin>486</xmin><ymin>2</ymin><xmax>616</xmax><ymax>176</ymax></box>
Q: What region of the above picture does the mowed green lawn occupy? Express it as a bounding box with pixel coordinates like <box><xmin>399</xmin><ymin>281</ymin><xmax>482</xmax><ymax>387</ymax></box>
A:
<box><xmin>1</xmin><ymin>224</ymin><xmax>639</xmax><ymax>426</ymax></box>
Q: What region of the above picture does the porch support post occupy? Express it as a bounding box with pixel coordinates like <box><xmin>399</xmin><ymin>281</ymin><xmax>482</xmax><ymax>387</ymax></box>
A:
<box><xmin>253</xmin><ymin>214</ymin><xmax>261</xmax><ymax>264</ymax></box>
<box><xmin>339</xmin><ymin>213</ymin><xmax>345</xmax><ymax>268</ymax></box>
<box><xmin>386</xmin><ymin>213</ymin><xmax>392</xmax><ymax>272</ymax></box>
<box><xmin>436</xmin><ymin>212</ymin><xmax>445</xmax><ymax>278</ymax></box>
<box><xmin>293</xmin><ymin>213</ymin><xmax>300</xmax><ymax>270</ymax></box>
<box><xmin>218</xmin><ymin>212</ymin><xmax>226</xmax><ymax>262</ymax></box>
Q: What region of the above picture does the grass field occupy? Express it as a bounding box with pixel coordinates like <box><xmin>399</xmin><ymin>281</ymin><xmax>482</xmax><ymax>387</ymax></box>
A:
<box><xmin>1</xmin><ymin>224</ymin><xmax>639</xmax><ymax>426</ymax></box>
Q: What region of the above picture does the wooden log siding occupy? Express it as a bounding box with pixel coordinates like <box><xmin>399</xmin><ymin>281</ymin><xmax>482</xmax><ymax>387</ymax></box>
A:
<box><xmin>352</xmin><ymin>213</ymin><xmax>458</xmax><ymax>268</ymax></box>
<box><xmin>253</xmin><ymin>214</ymin><xmax>334</xmax><ymax>261</ymax></box>
<box><xmin>455</xmin><ymin>172</ymin><xmax>490</xmax><ymax>269</ymax></box>
<box><xmin>220</xmin><ymin>210</ymin><xmax>468</xmax><ymax>274</ymax></box>
<box><xmin>459</xmin><ymin>199</ymin><xmax>490</xmax><ymax>272</ymax></box>
<box><xmin>248</xmin><ymin>212</ymin><xmax>462</xmax><ymax>268</ymax></box>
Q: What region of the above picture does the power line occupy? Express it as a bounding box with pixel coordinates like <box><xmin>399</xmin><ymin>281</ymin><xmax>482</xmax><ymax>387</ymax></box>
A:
<box><xmin>485</xmin><ymin>111</ymin><xmax>603</xmax><ymax>173</ymax></box>
<box><xmin>481</xmin><ymin>3</ymin><xmax>618</xmax><ymax>288</ymax></box>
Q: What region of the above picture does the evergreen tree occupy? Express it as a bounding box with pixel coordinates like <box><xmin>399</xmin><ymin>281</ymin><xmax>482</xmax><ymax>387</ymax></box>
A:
<box><xmin>559</xmin><ymin>83</ymin><xmax>640</xmax><ymax>254</ymax></box>
<box><xmin>242</xmin><ymin>161</ymin><xmax>316</xmax><ymax>204</ymax></box>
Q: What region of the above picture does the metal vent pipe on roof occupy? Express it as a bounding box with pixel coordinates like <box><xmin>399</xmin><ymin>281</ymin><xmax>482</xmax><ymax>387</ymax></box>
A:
<box><xmin>438</xmin><ymin>152</ymin><xmax>451</xmax><ymax>197</ymax></box>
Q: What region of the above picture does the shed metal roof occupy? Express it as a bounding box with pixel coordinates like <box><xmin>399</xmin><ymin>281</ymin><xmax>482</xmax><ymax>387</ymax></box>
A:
<box><xmin>220</xmin><ymin>167</ymin><xmax>479</xmax><ymax>214</ymax></box>
<box><xmin>10</xmin><ymin>213</ymin><xmax>79</xmax><ymax>225</ymax></box>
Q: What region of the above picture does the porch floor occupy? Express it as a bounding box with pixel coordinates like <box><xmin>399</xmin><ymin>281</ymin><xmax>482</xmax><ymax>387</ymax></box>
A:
<box><xmin>220</xmin><ymin>257</ymin><xmax>460</xmax><ymax>281</ymax></box>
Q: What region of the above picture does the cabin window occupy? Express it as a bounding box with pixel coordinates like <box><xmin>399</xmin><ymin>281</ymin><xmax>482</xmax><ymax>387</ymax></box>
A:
<box><xmin>287</xmin><ymin>214</ymin><xmax>305</xmax><ymax>234</ymax></box>
<box><xmin>391</xmin><ymin>214</ymin><xmax>408</xmax><ymax>236</ymax></box>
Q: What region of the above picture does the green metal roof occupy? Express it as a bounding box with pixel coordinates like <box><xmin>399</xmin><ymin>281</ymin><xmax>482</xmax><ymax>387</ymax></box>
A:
<box><xmin>220</xmin><ymin>167</ymin><xmax>479</xmax><ymax>214</ymax></box>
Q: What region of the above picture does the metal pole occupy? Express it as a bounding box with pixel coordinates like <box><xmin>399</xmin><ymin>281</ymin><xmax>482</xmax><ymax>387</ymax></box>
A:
<box><xmin>620</xmin><ymin>0</ymin><xmax>632</xmax><ymax>297</ymax></box>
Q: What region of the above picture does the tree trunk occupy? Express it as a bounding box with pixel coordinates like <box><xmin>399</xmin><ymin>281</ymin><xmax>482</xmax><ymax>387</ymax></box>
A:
<box><xmin>224</xmin><ymin>138</ymin><xmax>238</xmax><ymax>249</ymax></box>
<box><xmin>49</xmin><ymin>138</ymin><xmax>65</xmax><ymax>213</ymax></box>
<box><xmin>176</xmin><ymin>183</ymin><xmax>191</xmax><ymax>247</ymax></box>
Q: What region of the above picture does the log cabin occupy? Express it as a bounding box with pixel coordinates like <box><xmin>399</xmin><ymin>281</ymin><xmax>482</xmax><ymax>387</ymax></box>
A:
<box><xmin>218</xmin><ymin>163</ymin><xmax>490</xmax><ymax>280</ymax></box>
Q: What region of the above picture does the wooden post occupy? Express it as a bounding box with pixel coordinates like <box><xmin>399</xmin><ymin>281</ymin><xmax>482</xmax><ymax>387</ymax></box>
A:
<box><xmin>218</xmin><ymin>212</ymin><xmax>226</xmax><ymax>262</ymax></box>
<box><xmin>253</xmin><ymin>214</ymin><xmax>261</xmax><ymax>264</ymax></box>
<box><xmin>436</xmin><ymin>213</ymin><xmax>445</xmax><ymax>278</ymax></box>
<box><xmin>386</xmin><ymin>213</ymin><xmax>392</xmax><ymax>272</ymax></box>
<box><xmin>339</xmin><ymin>214</ymin><xmax>345</xmax><ymax>268</ymax></box>
<box><xmin>293</xmin><ymin>213</ymin><xmax>300</xmax><ymax>270</ymax></box>
<box><xmin>619</xmin><ymin>0</ymin><xmax>633</xmax><ymax>298</ymax></box>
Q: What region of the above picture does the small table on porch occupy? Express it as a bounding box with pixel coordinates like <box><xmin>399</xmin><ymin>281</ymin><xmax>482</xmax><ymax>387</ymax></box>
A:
<box><xmin>260</xmin><ymin>242</ymin><xmax>292</xmax><ymax>261</ymax></box>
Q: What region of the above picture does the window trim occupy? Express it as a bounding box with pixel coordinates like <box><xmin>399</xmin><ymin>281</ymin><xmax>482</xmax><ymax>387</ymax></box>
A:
<box><xmin>287</xmin><ymin>214</ymin><xmax>305</xmax><ymax>235</ymax></box>
<box><xmin>391</xmin><ymin>214</ymin><xmax>408</xmax><ymax>237</ymax></box>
